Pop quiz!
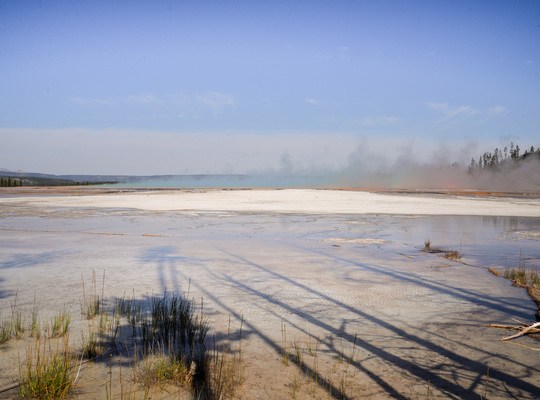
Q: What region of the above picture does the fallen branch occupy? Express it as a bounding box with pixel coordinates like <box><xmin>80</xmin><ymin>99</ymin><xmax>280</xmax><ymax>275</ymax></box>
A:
<box><xmin>502</xmin><ymin>322</ymin><xmax>540</xmax><ymax>341</ymax></box>
<box><xmin>484</xmin><ymin>324</ymin><xmax>524</xmax><ymax>331</ymax></box>
<box><xmin>485</xmin><ymin>321</ymin><xmax>540</xmax><ymax>350</ymax></box>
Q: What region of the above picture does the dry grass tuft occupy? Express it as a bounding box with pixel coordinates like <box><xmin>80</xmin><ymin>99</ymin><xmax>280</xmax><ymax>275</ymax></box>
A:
<box><xmin>443</xmin><ymin>251</ymin><xmax>462</xmax><ymax>261</ymax></box>
<box><xmin>19</xmin><ymin>336</ymin><xmax>78</xmax><ymax>399</ymax></box>
<box><xmin>503</xmin><ymin>267</ymin><xmax>540</xmax><ymax>289</ymax></box>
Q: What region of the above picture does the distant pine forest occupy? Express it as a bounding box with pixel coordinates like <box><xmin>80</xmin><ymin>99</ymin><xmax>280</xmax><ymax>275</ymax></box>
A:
<box><xmin>0</xmin><ymin>175</ymin><xmax>118</xmax><ymax>187</ymax></box>
<box><xmin>468</xmin><ymin>142</ymin><xmax>539</xmax><ymax>173</ymax></box>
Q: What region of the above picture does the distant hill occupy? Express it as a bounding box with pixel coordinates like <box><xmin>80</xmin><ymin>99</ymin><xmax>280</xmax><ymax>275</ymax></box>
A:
<box><xmin>0</xmin><ymin>169</ymin><xmax>253</xmax><ymax>187</ymax></box>
<box><xmin>0</xmin><ymin>169</ymin><xmax>121</xmax><ymax>186</ymax></box>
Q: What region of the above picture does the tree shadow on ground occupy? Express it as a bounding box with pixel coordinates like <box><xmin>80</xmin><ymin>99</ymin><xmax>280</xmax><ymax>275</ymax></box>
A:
<box><xmin>0</xmin><ymin>251</ymin><xmax>61</xmax><ymax>270</ymax></box>
<box><xmin>214</xmin><ymin>247</ymin><xmax>539</xmax><ymax>399</ymax></box>
<box><xmin>133</xmin><ymin>243</ymin><xmax>539</xmax><ymax>399</ymax></box>
<box><xmin>0</xmin><ymin>251</ymin><xmax>65</xmax><ymax>300</ymax></box>
<box><xmin>74</xmin><ymin>246</ymin><xmax>249</xmax><ymax>399</ymax></box>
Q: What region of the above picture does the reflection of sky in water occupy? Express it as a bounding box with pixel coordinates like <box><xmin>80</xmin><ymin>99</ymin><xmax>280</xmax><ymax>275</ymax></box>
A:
<box><xmin>376</xmin><ymin>215</ymin><xmax>540</xmax><ymax>269</ymax></box>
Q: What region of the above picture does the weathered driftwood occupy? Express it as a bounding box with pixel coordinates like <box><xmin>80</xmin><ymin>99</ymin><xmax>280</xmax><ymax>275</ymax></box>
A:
<box><xmin>485</xmin><ymin>324</ymin><xmax>524</xmax><ymax>331</ymax></box>
<box><xmin>485</xmin><ymin>322</ymin><xmax>540</xmax><ymax>350</ymax></box>
<box><xmin>501</xmin><ymin>322</ymin><xmax>540</xmax><ymax>341</ymax></box>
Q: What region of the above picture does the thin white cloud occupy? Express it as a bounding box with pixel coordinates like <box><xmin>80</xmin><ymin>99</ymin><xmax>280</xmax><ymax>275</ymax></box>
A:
<box><xmin>427</xmin><ymin>102</ymin><xmax>448</xmax><ymax>111</ymax></box>
<box><xmin>427</xmin><ymin>102</ymin><xmax>506</xmax><ymax>124</ymax></box>
<box><xmin>360</xmin><ymin>115</ymin><xmax>401</xmax><ymax>127</ymax></box>
<box><xmin>70</xmin><ymin>91</ymin><xmax>237</xmax><ymax>116</ymax></box>
<box><xmin>427</xmin><ymin>103</ymin><xmax>478</xmax><ymax>120</ymax></box>
<box><xmin>70</xmin><ymin>94</ymin><xmax>162</xmax><ymax>106</ymax></box>
<box><xmin>196</xmin><ymin>91</ymin><xmax>236</xmax><ymax>114</ymax></box>
<box><xmin>305</xmin><ymin>98</ymin><xmax>318</xmax><ymax>105</ymax></box>
<box><xmin>70</xmin><ymin>96</ymin><xmax>115</xmax><ymax>106</ymax></box>
<box><xmin>125</xmin><ymin>94</ymin><xmax>162</xmax><ymax>104</ymax></box>
<box><xmin>488</xmin><ymin>105</ymin><xmax>506</xmax><ymax>115</ymax></box>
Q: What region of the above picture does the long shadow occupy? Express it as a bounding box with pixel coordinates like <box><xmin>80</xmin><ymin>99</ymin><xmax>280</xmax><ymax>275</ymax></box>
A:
<box><xmin>199</xmin><ymin>265</ymin><xmax>407</xmax><ymax>399</ymax></box>
<box><xmin>138</xmin><ymin>245</ymin><xmax>198</xmax><ymax>294</ymax></box>
<box><xmin>298</xmin><ymin>244</ymin><xmax>534</xmax><ymax>319</ymax></box>
<box><xmin>79</xmin><ymin>246</ymin><xmax>202</xmax><ymax>366</ymax></box>
<box><xmin>0</xmin><ymin>251</ymin><xmax>64</xmax><ymax>300</ymax></box>
<box><xmin>384</xmin><ymin>245</ymin><xmax>534</xmax><ymax>311</ymax></box>
<box><xmin>0</xmin><ymin>277</ymin><xmax>10</xmax><ymax>299</ymax></box>
<box><xmin>220</xmin><ymin>249</ymin><xmax>539</xmax><ymax>398</ymax></box>
<box><xmin>171</xmin><ymin>266</ymin><xmax>359</xmax><ymax>400</ymax></box>
<box><xmin>0</xmin><ymin>251</ymin><xmax>60</xmax><ymax>270</ymax></box>
<box><xmin>397</xmin><ymin>317</ymin><xmax>535</xmax><ymax>372</ymax></box>
<box><xmin>389</xmin><ymin>247</ymin><xmax>535</xmax><ymax>311</ymax></box>
<box><xmin>218</xmin><ymin>267</ymin><xmax>470</xmax><ymax>399</ymax></box>
<box><xmin>75</xmin><ymin>292</ymin><xmax>250</xmax><ymax>400</ymax></box>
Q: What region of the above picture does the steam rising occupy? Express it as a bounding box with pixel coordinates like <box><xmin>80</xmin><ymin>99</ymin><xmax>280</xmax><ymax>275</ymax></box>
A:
<box><xmin>337</xmin><ymin>155</ymin><xmax>540</xmax><ymax>191</ymax></box>
<box><xmin>1</xmin><ymin>128</ymin><xmax>538</xmax><ymax>191</ymax></box>
<box><xmin>272</xmin><ymin>142</ymin><xmax>540</xmax><ymax>191</ymax></box>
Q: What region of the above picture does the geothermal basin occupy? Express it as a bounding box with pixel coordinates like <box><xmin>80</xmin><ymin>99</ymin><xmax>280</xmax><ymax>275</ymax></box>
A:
<box><xmin>0</xmin><ymin>189</ymin><xmax>539</xmax><ymax>399</ymax></box>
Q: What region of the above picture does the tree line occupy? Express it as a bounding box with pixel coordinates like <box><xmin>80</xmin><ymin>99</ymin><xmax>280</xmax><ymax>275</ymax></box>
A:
<box><xmin>468</xmin><ymin>142</ymin><xmax>540</xmax><ymax>173</ymax></box>
<box><xmin>0</xmin><ymin>175</ymin><xmax>117</xmax><ymax>187</ymax></box>
<box><xmin>0</xmin><ymin>176</ymin><xmax>23</xmax><ymax>187</ymax></box>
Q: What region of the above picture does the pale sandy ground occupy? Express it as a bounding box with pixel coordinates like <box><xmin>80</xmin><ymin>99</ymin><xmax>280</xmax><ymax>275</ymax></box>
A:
<box><xmin>0</xmin><ymin>189</ymin><xmax>539</xmax><ymax>399</ymax></box>
<box><xmin>1</xmin><ymin>188</ymin><xmax>539</xmax><ymax>216</ymax></box>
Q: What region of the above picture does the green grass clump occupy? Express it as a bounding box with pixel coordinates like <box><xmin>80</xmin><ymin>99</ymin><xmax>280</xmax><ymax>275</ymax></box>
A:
<box><xmin>114</xmin><ymin>295</ymin><xmax>141</xmax><ymax>320</ymax></box>
<box><xmin>209</xmin><ymin>345</ymin><xmax>244</xmax><ymax>400</ymax></box>
<box><xmin>0</xmin><ymin>309</ymin><xmax>26</xmax><ymax>344</ymax></box>
<box><xmin>13</xmin><ymin>310</ymin><xmax>25</xmax><ymax>339</ymax></box>
<box><xmin>51</xmin><ymin>313</ymin><xmax>70</xmax><ymax>338</ymax></box>
<box><xmin>19</xmin><ymin>337</ymin><xmax>77</xmax><ymax>399</ymax></box>
<box><xmin>0</xmin><ymin>318</ymin><xmax>12</xmax><ymax>345</ymax></box>
<box><xmin>81</xmin><ymin>330</ymin><xmax>101</xmax><ymax>359</ymax></box>
<box><xmin>492</xmin><ymin>264</ymin><xmax>540</xmax><ymax>319</ymax></box>
<box><xmin>208</xmin><ymin>316</ymin><xmax>244</xmax><ymax>400</ymax></box>
<box><xmin>530</xmin><ymin>269</ymin><xmax>540</xmax><ymax>287</ymax></box>
<box><xmin>81</xmin><ymin>270</ymin><xmax>103</xmax><ymax>319</ymax></box>
<box><xmin>30</xmin><ymin>308</ymin><xmax>40</xmax><ymax>338</ymax></box>
<box><xmin>83</xmin><ymin>298</ymin><xmax>101</xmax><ymax>320</ymax></box>
<box><xmin>4</xmin><ymin>285</ymin><xmax>244</xmax><ymax>399</ymax></box>
<box><xmin>136</xmin><ymin>355</ymin><xmax>195</xmax><ymax>388</ymax></box>
<box><xmin>141</xmin><ymin>296</ymin><xmax>209</xmax><ymax>384</ymax></box>
<box><xmin>503</xmin><ymin>267</ymin><xmax>539</xmax><ymax>288</ymax></box>
<box><xmin>1</xmin><ymin>294</ymin><xmax>27</xmax><ymax>344</ymax></box>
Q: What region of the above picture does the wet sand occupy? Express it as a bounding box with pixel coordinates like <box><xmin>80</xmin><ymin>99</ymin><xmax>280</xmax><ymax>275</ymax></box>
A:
<box><xmin>0</xmin><ymin>189</ymin><xmax>539</xmax><ymax>399</ymax></box>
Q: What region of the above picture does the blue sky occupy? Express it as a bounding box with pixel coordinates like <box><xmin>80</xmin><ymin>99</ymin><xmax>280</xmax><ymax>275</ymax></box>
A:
<box><xmin>0</xmin><ymin>0</ymin><xmax>539</xmax><ymax>174</ymax></box>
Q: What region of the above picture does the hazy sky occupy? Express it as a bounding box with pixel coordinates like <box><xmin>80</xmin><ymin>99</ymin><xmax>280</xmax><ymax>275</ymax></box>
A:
<box><xmin>1</xmin><ymin>0</ymin><xmax>539</xmax><ymax>174</ymax></box>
